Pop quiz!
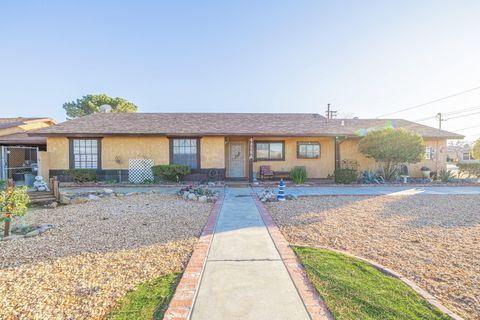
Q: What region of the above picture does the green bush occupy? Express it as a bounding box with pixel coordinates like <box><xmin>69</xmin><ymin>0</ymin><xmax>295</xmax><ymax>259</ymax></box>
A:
<box><xmin>457</xmin><ymin>163</ymin><xmax>480</xmax><ymax>178</ymax></box>
<box><xmin>152</xmin><ymin>165</ymin><xmax>191</xmax><ymax>182</ymax></box>
<box><xmin>65</xmin><ymin>169</ymin><xmax>97</xmax><ymax>183</ymax></box>
<box><xmin>0</xmin><ymin>180</ymin><xmax>5</xmax><ymax>189</ymax></box>
<box><xmin>334</xmin><ymin>168</ymin><xmax>358</xmax><ymax>184</ymax></box>
<box><xmin>290</xmin><ymin>166</ymin><xmax>307</xmax><ymax>184</ymax></box>
<box><xmin>438</xmin><ymin>169</ymin><xmax>454</xmax><ymax>182</ymax></box>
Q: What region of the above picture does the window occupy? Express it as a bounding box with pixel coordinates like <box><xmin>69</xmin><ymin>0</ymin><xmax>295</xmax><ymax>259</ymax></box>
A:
<box><xmin>297</xmin><ymin>142</ymin><xmax>320</xmax><ymax>159</ymax></box>
<box><xmin>425</xmin><ymin>146</ymin><xmax>435</xmax><ymax>160</ymax></box>
<box><xmin>254</xmin><ymin>141</ymin><xmax>285</xmax><ymax>161</ymax></box>
<box><xmin>171</xmin><ymin>138</ymin><xmax>199</xmax><ymax>169</ymax></box>
<box><xmin>71</xmin><ymin>139</ymin><xmax>100</xmax><ymax>169</ymax></box>
<box><xmin>463</xmin><ymin>152</ymin><xmax>473</xmax><ymax>161</ymax></box>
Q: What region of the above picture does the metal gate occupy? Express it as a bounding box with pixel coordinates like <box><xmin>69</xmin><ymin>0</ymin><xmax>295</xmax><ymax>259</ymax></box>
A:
<box><xmin>0</xmin><ymin>146</ymin><xmax>39</xmax><ymax>186</ymax></box>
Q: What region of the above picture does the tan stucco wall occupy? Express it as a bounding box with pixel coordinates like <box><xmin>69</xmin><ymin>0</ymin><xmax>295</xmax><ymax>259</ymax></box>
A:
<box><xmin>252</xmin><ymin>137</ymin><xmax>336</xmax><ymax>179</ymax></box>
<box><xmin>45</xmin><ymin>136</ymin><xmax>225</xmax><ymax>171</ymax></box>
<box><xmin>340</xmin><ymin>138</ymin><xmax>448</xmax><ymax>177</ymax></box>
<box><xmin>201</xmin><ymin>136</ymin><xmax>225</xmax><ymax>168</ymax></box>
<box><xmin>101</xmin><ymin>136</ymin><xmax>169</xmax><ymax>169</ymax></box>
<box><xmin>46</xmin><ymin>137</ymin><xmax>69</xmax><ymax>169</ymax></box>
<box><xmin>39</xmin><ymin>151</ymin><xmax>50</xmax><ymax>179</ymax></box>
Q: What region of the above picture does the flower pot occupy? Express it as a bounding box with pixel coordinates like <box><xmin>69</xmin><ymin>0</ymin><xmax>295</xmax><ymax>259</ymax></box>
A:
<box><xmin>421</xmin><ymin>170</ymin><xmax>431</xmax><ymax>178</ymax></box>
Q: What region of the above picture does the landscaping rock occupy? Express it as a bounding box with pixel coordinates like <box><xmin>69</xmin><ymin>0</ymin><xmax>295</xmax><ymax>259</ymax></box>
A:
<box><xmin>46</xmin><ymin>201</ymin><xmax>58</xmax><ymax>209</ymax></box>
<box><xmin>187</xmin><ymin>193</ymin><xmax>198</xmax><ymax>201</ymax></box>
<box><xmin>259</xmin><ymin>189</ymin><xmax>277</xmax><ymax>202</ymax></box>
<box><xmin>268</xmin><ymin>195</ymin><xmax>480</xmax><ymax>320</ymax></box>
<box><xmin>71</xmin><ymin>197</ymin><xmax>88</xmax><ymax>204</ymax></box>
<box><xmin>88</xmin><ymin>194</ymin><xmax>102</xmax><ymax>201</ymax></box>
<box><xmin>198</xmin><ymin>195</ymin><xmax>208</xmax><ymax>203</ymax></box>
<box><xmin>24</xmin><ymin>229</ymin><xmax>41</xmax><ymax>238</ymax></box>
<box><xmin>0</xmin><ymin>193</ymin><xmax>213</xmax><ymax>319</ymax></box>
<box><xmin>102</xmin><ymin>188</ymin><xmax>114</xmax><ymax>194</ymax></box>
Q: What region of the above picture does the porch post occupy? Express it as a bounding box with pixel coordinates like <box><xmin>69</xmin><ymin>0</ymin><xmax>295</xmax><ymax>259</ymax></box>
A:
<box><xmin>249</xmin><ymin>137</ymin><xmax>254</xmax><ymax>182</ymax></box>
<box><xmin>335</xmin><ymin>136</ymin><xmax>341</xmax><ymax>169</ymax></box>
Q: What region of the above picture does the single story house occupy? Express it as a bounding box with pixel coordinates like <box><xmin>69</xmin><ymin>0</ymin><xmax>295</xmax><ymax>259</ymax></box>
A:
<box><xmin>0</xmin><ymin>117</ymin><xmax>57</xmax><ymax>184</ymax></box>
<box><xmin>29</xmin><ymin>112</ymin><xmax>463</xmax><ymax>182</ymax></box>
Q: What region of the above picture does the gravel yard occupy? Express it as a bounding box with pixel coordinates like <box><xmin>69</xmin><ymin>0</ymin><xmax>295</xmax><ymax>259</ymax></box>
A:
<box><xmin>0</xmin><ymin>193</ymin><xmax>213</xmax><ymax>319</ymax></box>
<box><xmin>267</xmin><ymin>194</ymin><xmax>480</xmax><ymax>320</ymax></box>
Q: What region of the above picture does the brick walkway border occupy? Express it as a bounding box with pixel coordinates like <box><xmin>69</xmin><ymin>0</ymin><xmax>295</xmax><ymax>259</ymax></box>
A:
<box><xmin>164</xmin><ymin>194</ymin><xmax>224</xmax><ymax>320</ymax></box>
<box><xmin>252</xmin><ymin>193</ymin><xmax>334</xmax><ymax>320</ymax></box>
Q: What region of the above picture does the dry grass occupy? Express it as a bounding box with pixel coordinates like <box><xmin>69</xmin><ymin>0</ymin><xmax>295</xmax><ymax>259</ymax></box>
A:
<box><xmin>0</xmin><ymin>194</ymin><xmax>212</xmax><ymax>319</ymax></box>
<box><xmin>267</xmin><ymin>194</ymin><xmax>480</xmax><ymax>320</ymax></box>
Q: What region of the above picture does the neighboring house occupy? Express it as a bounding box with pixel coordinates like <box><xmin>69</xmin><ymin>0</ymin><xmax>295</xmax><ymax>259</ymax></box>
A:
<box><xmin>29</xmin><ymin>112</ymin><xmax>463</xmax><ymax>182</ymax></box>
<box><xmin>0</xmin><ymin>117</ymin><xmax>57</xmax><ymax>184</ymax></box>
<box><xmin>447</xmin><ymin>141</ymin><xmax>479</xmax><ymax>164</ymax></box>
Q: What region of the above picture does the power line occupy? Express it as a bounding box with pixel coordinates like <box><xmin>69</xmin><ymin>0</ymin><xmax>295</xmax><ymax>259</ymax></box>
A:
<box><xmin>444</xmin><ymin>110</ymin><xmax>480</xmax><ymax>121</ymax></box>
<box><xmin>452</xmin><ymin>125</ymin><xmax>480</xmax><ymax>131</ymax></box>
<box><xmin>412</xmin><ymin>105</ymin><xmax>480</xmax><ymax>122</ymax></box>
<box><xmin>375</xmin><ymin>85</ymin><xmax>480</xmax><ymax>118</ymax></box>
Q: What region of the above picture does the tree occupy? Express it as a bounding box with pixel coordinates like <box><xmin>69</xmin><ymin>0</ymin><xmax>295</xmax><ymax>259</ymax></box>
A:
<box><xmin>63</xmin><ymin>94</ymin><xmax>138</xmax><ymax>119</ymax></box>
<box><xmin>358</xmin><ymin>128</ymin><xmax>425</xmax><ymax>181</ymax></box>
<box><xmin>473</xmin><ymin>138</ymin><xmax>480</xmax><ymax>160</ymax></box>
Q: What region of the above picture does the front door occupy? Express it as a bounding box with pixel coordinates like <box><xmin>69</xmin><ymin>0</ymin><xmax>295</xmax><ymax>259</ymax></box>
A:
<box><xmin>229</xmin><ymin>143</ymin><xmax>245</xmax><ymax>178</ymax></box>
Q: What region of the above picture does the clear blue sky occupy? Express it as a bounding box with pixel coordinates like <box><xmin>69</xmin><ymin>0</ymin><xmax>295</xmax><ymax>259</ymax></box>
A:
<box><xmin>1</xmin><ymin>0</ymin><xmax>480</xmax><ymax>140</ymax></box>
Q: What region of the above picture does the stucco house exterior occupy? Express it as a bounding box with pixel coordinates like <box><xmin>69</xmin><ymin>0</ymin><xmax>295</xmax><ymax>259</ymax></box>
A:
<box><xmin>29</xmin><ymin>112</ymin><xmax>463</xmax><ymax>182</ymax></box>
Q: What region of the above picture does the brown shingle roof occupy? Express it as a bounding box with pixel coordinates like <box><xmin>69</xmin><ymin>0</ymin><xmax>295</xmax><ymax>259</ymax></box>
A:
<box><xmin>0</xmin><ymin>132</ymin><xmax>46</xmax><ymax>145</ymax></box>
<box><xmin>330</xmin><ymin>119</ymin><xmax>464</xmax><ymax>139</ymax></box>
<box><xmin>0</xmin><ymin>117</ymin><xmax>56</xmax><ymax>130</ymax></box>
<box><xmin>29</xmin><ymin>112</ymin><xmax>463</xmax><ymax>139</ymax></box>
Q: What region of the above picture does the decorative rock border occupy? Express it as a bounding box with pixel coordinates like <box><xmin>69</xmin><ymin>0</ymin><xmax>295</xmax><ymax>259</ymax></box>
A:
<box><xmin>163</xmin><ymin>193</ymin><xmax>224</xmax><ymax>320</ymax></box>
<box><xmin>252</xmin><ymin>193</ymin><xmax>334</xmax><ymax>320</ymax></box>
<box><xmin>291</xmin><ymin>244</ymin><xmax>465</xmax><ymax>320</ymax></box>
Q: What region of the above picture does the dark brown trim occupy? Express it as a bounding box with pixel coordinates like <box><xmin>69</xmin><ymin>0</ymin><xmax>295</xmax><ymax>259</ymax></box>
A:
<box><xmin>168</xmin><ymin>137</ymin><xmax>201</xmax><ymax>169</ymax></box>
<box><xmin>296</xmin><ymin>141</ymin><xmax>321</xmax><ymax>159</ymax></box>
<box><xmin>68</xmin><ymin>137</ymin><xmax>102</xmax><ymax>170</ymax></box>
<box><xmin>253</xmin><ymin>140</ymin><xmax>285</xmax><ymax>161</ymax></box>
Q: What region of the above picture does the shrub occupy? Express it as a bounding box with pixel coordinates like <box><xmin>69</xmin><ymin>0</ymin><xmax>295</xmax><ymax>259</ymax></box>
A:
<box><xmin>438</xmin><ymin>169</ymin><xmax>454</xmax><ymax>182</ymax></box>
<box><xmin>290</xmin><ymin>166</ymin><xmax>307</xmax><ymax>184</ymax></box>
<box><xmin>473</xmin><ymin>138</ymin><xmax>480</xmax><ymax>160</ymax></box>
<box><xmin>1</xmin><ymin>186</ymin><xmax>30</xmax><ymax>236</ymax></box>
<box><xmin>359</xmin><ymin>128</ymin><xmax>425</xmax><ymax>181</ymax></box>
<box><xmin>152</xmin><ymin>165</ymin><xmax>191</xmax><ymax>182</ymax></box>
<box><xmin>334</xmin><ymin>168</ymin><xmax>358</xmax><ymax>184</ymax></box>
<box><xmin>457</xmin><ymin>163</ymin><xmax>480</xmax><ymax>178</ymax></box>
<box><xmin>0</xmin><ymin>180</ymin><xmax>5</xmax><ymax>189</ymax></box>
<box><xmin>65</xmin><ymin>169</ymin><xmax>97</xmax><ymax>183</ymax></box>
<box><xmin>361</xmin><ymin>170</ymin><xmax>385</xmax><ymax>184</ymax></box>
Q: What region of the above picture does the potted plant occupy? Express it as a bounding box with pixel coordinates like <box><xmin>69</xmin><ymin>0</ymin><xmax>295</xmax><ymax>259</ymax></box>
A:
<box><xmin>420</xmin><ymin>166</ymin><xmax>431</xmax><ymax>178</ymax></box>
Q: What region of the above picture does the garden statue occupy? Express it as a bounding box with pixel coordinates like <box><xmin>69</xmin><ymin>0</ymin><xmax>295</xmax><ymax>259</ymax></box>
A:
<box><xmin>33</xmin><ymin>176</ymin><xmax>50</xmax><ymax>192</ymax></box>
<box><xmin>277</xmin><ymin>178</ymin><xmax>286</xmax><ymax>201</ymax></box>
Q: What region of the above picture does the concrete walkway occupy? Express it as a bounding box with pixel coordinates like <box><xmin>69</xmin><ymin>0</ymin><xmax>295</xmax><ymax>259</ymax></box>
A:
<box><xmin>190</xmin><ymin>187</ymin><xmax>310</xmax><ymax>320</ymax></box>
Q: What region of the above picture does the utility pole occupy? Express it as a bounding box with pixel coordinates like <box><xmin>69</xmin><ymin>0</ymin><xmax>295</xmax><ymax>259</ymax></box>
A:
<box><xmin>435</xmin><ymin>112</ymin><xmax>445</xmax><ymax>173</ymax></box>
<box><xmin>436</xmin><ymin>112</ymin><xmax>443</xmax><ymax>130</ymax></box>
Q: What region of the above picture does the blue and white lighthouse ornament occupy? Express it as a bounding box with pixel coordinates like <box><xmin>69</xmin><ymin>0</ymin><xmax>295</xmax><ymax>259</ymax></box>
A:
<box><xmin>277</xmin><ymin>178</ymin><xmax>286</xmax><ymax>201</ymax></box>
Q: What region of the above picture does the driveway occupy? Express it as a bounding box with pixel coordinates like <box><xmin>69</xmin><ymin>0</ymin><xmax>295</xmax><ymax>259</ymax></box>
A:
<box><xmin>254</xmin><ymin>185</ymin><xmax>480</xmax><ymax>196</ymax></box>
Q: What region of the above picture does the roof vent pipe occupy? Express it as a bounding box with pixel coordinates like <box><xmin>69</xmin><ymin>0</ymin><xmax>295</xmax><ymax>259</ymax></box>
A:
<box><xmin>341</xmin><ymin>120</ymin><xmax>345</xmax><ymax>126</ymax></box>
<box><xmin>99</xmin><ymin>104</ymin><xmax>112</xmax><ymax>113</ymax></box>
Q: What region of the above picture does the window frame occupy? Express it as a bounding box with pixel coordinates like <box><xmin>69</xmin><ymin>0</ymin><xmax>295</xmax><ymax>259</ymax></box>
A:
<box><xmin>296</xmin><ymin>141</ymin><xmax>321</xmax><ymax>159</ymax></box>
<box><xmin>425</xmin><ymin>146</ymin><xmax>433</xmax><ymax>160</ymax></box>
<box><xmin>254</xmin><ymin>140</ymin><xmax>285</xmax><ymax>161</ymax></box>
<box><xmin>69</xmin><ymin>138</ymin><xmax>102</xmax><ymax>170</ymax></box>
<box><xmin>169</xmin><ymin>137</ymin><xmax>201</xmax><ymax>169</ymax></box>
